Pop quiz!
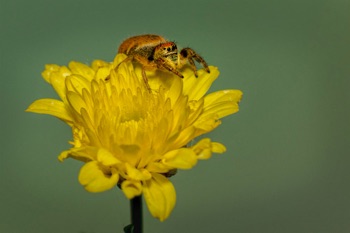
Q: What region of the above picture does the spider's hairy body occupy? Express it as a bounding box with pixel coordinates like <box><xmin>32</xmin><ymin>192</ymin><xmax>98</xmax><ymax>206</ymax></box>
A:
<box><xmin>117</xmin><ymin>34</ymin><xmax>210</xmax><ymax>90</ymax></box>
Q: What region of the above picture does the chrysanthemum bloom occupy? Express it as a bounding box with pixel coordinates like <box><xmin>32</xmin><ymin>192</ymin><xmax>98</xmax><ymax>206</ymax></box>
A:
<box><xmin>26</xmin><ymin>54</ymin><xmax>242</xmax><ymax>221</ymax></box>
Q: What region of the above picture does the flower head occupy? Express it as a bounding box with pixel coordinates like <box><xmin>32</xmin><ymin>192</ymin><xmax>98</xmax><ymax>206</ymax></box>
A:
<box><xmin>26</xmin><ymin>53</ymin><xmax>242</xmax><ymax>221</ymax></box>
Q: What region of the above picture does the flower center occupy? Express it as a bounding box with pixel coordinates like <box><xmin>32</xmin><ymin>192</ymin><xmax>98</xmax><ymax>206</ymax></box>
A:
<box><xmin>120</xmin><ymin>105</ymin><xmax>144</xmax><ymax>123</ymax></box>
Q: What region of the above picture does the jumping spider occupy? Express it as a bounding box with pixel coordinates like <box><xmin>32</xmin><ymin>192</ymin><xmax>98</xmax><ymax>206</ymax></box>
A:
<box><xmin>117</xmin><ymin>34</ymin><xmax>210</xmax><ymax>90</ymax></box>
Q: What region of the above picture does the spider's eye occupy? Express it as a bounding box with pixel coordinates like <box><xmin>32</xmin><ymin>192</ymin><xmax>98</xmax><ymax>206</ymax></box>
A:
<box><xmin>167</xmin><ymin>47</ymin><xmax>171</xmax><ymax>52</ymax></box>
<box><xmin>172</xmin><ymin>45</ymin><xmax>176</xmax><ymax>50</ymax></box>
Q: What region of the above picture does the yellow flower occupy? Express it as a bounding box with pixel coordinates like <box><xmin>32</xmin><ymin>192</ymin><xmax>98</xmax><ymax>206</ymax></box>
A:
<box><xmin>26</xmin><ymin>54</ymin><xmax>242</xmax><ymax>221</ymax></box>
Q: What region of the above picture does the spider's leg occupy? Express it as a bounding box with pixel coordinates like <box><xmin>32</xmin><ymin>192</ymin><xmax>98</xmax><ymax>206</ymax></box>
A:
<box><xmin>180</xmin><ymin>48</ymin><xmax>210</xmax><ymax>76</ymax></box>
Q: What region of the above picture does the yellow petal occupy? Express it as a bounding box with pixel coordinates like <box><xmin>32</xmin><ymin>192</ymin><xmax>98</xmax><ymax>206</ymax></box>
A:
<box><xmin>95</xmin><ymin>66</ymin><xmax>112</xmax><ymax>81</ymax></box>
<box><xmin>97</xmin><ymin>148</ymin><xmax>122</xmax><ymax>166</ymax></box>
<box><xmin>26</xmin><ymin>98</ymin><xmax>73</xmax><ymax>123</ymax></box>
<box><xmin>58</xmin><ymin>146</ymin><xmax>99</xmax><ymax>162</ymax></box>
<box><xmin>91</xmin><ymin>59</ymin><xmax>110</xmax><ymax>71</ymax></box>
<box><xmin>121</xmin><ymin>180</ymin><xmax>143</xmax><ymax>199</ymax></box>
<box><xmin>65</xmin><ymin>74</ymin><xmax>91</xmax><ymax>95</ymax></box>
<box><xmin>113</xmin><ymin>53</ymin><xmax>128</xmax><ymax>66</ymax></box>
<box><xmin>143</xmin><ymin>173</ymin><xmax>176</xmax><ymax>221</ymax></box>
<box><xmin>211</xmin><ymin>142</ymin><xmax>226</xmax><ymax>153</ymax></box>
<box><xmin>162</xmin><ymin>148</ymin><xmax>197</xmax><ymax>169</ymax></box>
<box><xmin>194</xmin><ymin>115</ymin><xmax>221</xmax><ymax>133</ymax></box>
<box><xmin>191</xmin><ymin>138</ymin><xmax>226</xmax><ymax>160</ymax></box>
<box><xmin>204</xmin><ymin>89</ymin><xmax>242</xmax><ymax>107</ymax></box>
<box><xmin>68</xmin><ymin>61</ymin><xmax>95</xmax><ymax>82</ymax></box>
<box><xmin>125</xmin><ymin>163</ymin><xmax>152</xmax><ymax>181</ymax></box>
<box><xmin>146</xmin><ymin>162</ymin><xmax>172</xmax><ymax>174</ymax></box>
<box><xmin>41</xmin><ymin>64</ymin><xmax>60</xmax><ymax>83</ymax></box>
<box><xmin>115</xmin><ymin>144</ymin><xmax>142</xmax><ymax>168</ymax></box>
<box><xmin>186</xmin><ymin>99</ymin><xmax>204</xmax><ymax>126</ymax></box>
<box><xmin>169</xmin><ymin>126</ymin><xmax>196</xmax><ymax>149</ymax></box>
<box><xmin>191</xmin><ymin>138</ymin><xmax>212</xmax><ymax>160</ymax></box>
<box><xmin>66</xmin><ymin>91</ymin><xmax>87</xmax><ymax>115</ymax></box>
<box><xmin>203</xmin><ymin>89</ymin><xmax>243</xmax><ymax>119</ymax></box>
<box><xmin>78</xmin><ymin>161</ymin><xmax>119</xmax><ymax>192</ymax></box>
<box><xmin>183</xmin><ymin>66</ymin><xmax>219</xmax><ymax>101</ymax></box>
<box><xmin>110</xmin><ymin>54</ymin><xmax>136</xmax><ymax>82</ymax></box>
<box><xmin>49</xmin><ymin>69</ymin><xmax>70</xmax><ymax>102</ymax></box>
<box><xmin>165</xmin><ymin>76</ymin><xmax>183</xmax><ymax>107</ymax></box>
<box><xmin>203</xmin><ymin>102</ymin><xmax>238</xmax><ymax>119</ymax></box>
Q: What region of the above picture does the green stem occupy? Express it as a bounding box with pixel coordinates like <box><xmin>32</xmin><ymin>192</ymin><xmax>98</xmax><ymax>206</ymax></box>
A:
<box><xmin>129</xmin><ymin>195</ymin><xmax>143</xmax><ymax>233</ymax></box>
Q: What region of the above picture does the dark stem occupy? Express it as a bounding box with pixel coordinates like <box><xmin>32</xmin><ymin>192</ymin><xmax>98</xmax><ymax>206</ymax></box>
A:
<box><xmin>130</xmin><ymin>195</ymin><xmax>143</xmax><ymax>233</ymax></box>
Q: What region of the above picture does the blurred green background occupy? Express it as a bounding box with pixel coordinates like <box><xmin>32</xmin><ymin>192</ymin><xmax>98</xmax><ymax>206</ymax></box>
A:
<box><xmin>1</xmin><ymin>0</ymin><xmax>350</xmax><ymax>232</ymax></box>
